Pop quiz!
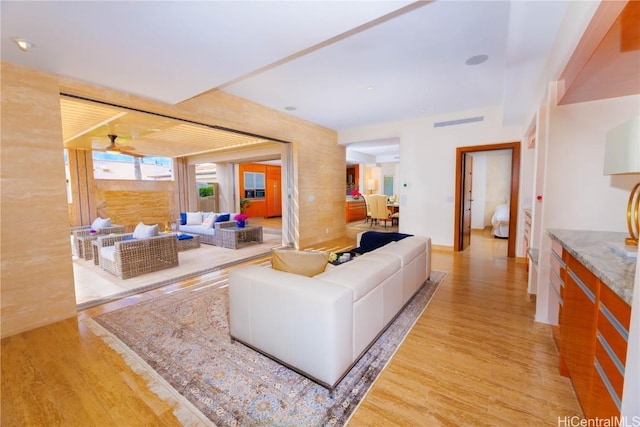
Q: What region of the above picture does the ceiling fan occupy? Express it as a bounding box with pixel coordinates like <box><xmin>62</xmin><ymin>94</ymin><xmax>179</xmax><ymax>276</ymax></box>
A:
<box><xmin>101</xmin><ymin>134</ymin><xmax>144</xmax><ymax>157</ymax></box>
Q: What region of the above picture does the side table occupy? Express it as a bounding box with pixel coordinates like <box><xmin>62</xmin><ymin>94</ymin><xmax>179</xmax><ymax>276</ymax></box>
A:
<box><xmin>77</xmin><ymin>234</ymin><xmax>99</xmax><ymax>260</ymax></box>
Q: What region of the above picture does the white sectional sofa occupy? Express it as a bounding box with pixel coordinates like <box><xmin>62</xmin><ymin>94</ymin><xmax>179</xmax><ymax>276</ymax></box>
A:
<box><xmin>228</xmin><ymin>232</ymin><xmax>431</xmax><ymax>390</ymax></box>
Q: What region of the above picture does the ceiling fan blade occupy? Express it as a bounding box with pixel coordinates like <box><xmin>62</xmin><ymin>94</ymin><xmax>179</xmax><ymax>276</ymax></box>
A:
<box><xmin>120</xmin><ymin>150</ymin><xmax>144</xmax><ymax>157</ymax></box>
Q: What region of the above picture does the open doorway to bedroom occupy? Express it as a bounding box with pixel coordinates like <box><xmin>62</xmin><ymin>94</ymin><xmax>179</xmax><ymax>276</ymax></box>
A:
<box><xmin>454</xmin><ymin>141</ymin><xmax>520</xmax><ymax>258</ymax></box>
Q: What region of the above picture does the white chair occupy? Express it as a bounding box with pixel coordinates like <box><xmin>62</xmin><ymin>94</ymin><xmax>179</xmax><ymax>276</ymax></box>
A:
<box><xmin>361</xmin><ymin>194</ymin><xmax>372</xmax><ymax>223</ymax></box>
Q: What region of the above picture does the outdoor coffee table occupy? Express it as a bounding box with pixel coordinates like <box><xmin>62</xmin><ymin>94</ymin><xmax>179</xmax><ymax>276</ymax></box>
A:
<box><xmin>216</xmin><ymin>225</ymin><xmax>263</xmax><ymax>249</ymax></box>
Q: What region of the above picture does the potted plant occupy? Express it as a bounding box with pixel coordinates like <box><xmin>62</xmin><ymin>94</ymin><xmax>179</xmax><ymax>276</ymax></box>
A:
<box><xmin>350</xmin><ymin>189</ymin><xmax>362</xmax><ymax>199</ymax></box>
<box><xmin>234</xmin><ymin>213</ymin><xmax>249</xmax><ymax>228</ymax></box>
<box><xmin>239</xmin><ymin>198</ymin><xmax>252</xmax><ymax>214</ymax></box>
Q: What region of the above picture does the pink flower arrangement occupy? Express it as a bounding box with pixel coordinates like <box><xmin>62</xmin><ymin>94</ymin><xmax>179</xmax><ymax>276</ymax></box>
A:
<box><xmin>234</xmin><ymin>213</ymin><xmax>249</xmax><ymax>222</ymax></box>
<box><xmin>350</xmin><ymin>189</ymin><xmax>362</xmax><ymax>199</ymax></box>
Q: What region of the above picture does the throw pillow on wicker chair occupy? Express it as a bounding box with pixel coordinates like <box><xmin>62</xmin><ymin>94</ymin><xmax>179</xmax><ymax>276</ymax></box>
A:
<box><xmin>132</xmin><ymin>222</ymin><xmax>159</xmax><ymax>239</ymax></box>
<box><xmin>91</xmin><ymin>217</ymin><xmax>112</xmax><ymax>230</ymax></box>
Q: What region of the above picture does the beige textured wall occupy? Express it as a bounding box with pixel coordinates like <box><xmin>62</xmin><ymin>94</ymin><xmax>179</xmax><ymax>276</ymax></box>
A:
<box><xmin>96</xmin><ymin>181</ymin><xmax>175</xmax><ymax>232</ymax></box>
<box><xmin>1</xmin><ymin>62</ymin><xmax>77</xmax><ymax>337</ymax></box>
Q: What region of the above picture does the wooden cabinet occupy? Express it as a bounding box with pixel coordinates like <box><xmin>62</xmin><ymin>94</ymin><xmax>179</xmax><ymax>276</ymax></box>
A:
<box><xmin>346</xmin><ymin>199</ymin><xmax>366</xmax><ymax>222</ymax></box>
<box><xmin>592</xmin><ymin>282</ymin><xmax>631</xmax><ymax>417</ymax></box>
<box><xmin>558</xmin><ymin>251</ymin><xmax>631</xmax><ymax>419</ymax></box>
<box><xmin>549</xmin><ymin>239</ymin><xmax>565</xmax><ymax>353</ymax></box>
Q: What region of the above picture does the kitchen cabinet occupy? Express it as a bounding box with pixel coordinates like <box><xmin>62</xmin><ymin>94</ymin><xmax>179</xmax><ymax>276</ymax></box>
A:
<box><xmin>551</xmin><ymin>230</ymin><xmax>634</xmax><ymax>419</ymax></box>
<box><xmin>346</xmin><ymin>199</ymin><xmax>366</xmax><ymax>222</ymax></box>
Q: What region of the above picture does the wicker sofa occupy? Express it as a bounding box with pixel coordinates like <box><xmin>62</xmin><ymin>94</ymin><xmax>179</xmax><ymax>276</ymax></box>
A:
<box><xmin>95</xmin><ymin>233</ymin><xmax>178</xmax><ymax>279</ymax></box>
<box><xmin>176</xmin><ymin>212</ymin><xmax>239</xmax><ymax>245</ymax></box>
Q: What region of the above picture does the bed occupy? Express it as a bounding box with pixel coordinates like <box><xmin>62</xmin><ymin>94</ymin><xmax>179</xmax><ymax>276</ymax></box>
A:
<box><xmin>491</xmin><ymin>204</ymin><xmax>510</xmax><ymax>238</ymax></box>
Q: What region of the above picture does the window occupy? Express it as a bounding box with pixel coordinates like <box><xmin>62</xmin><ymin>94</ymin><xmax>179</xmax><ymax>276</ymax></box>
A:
<box><xmin>92</xmin><ymin>152</ymin><xmax>173</xmax><ymax>181</ymax></box>
<box><xmin>244</xmin><ymin>172</ymin><xmax>265</xmax><ymax>198</ymax></box>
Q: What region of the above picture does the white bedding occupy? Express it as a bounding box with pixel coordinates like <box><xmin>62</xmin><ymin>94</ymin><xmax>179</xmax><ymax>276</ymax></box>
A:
<box><xmin>491</xmin><ymin>204</ymin><xmax>510</xmax><ymax>238</ymax></box>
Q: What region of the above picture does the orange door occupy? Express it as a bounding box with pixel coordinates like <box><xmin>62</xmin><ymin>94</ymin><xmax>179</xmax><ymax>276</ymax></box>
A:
<box><xmin>266</xmin><ymin>177</ymin><xmax>282</xmax><ymax>217</ymax></box>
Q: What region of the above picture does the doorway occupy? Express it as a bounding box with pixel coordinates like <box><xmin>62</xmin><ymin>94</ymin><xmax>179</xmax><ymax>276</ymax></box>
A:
<box><xmin>454</xmin><ymin>141</ymin><xmax>520</xmax><ymax>258</ymax></box>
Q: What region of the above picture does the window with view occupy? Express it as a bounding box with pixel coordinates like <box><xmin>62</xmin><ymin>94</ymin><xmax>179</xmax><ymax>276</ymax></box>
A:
<box><xmin>243</xmin><ymin>171</ymin><xmax>265</xmax><ymax>198</ymax></box>
<box><xmin>92</xmin><ymin>152</ymin><xmax>173</xmax><ymax>181</ymax></box>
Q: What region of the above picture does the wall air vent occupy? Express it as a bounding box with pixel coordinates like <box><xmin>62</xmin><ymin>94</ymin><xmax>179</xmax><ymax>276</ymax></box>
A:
<box><xmin>433</xmin><ymin>116</ymin><xmax>484</xmax><ymax>128</ymax></box>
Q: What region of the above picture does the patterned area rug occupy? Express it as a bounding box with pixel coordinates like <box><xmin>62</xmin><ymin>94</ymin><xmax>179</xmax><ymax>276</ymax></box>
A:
<box><xmin>90</xmin><ymin>269</ymin><xmax>447</xmax><ymax>426</ymax></box>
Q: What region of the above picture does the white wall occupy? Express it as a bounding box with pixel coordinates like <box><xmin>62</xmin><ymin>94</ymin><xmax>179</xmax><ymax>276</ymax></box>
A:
<box><xmin>340</xmin><ymin>105</ymin><xmax>523</xmax><ymax>248</ymax></box>
<box><xmin>470</xmin><ymin>153</ymin><xmax>488</xmax><ymax>229</ymax></box>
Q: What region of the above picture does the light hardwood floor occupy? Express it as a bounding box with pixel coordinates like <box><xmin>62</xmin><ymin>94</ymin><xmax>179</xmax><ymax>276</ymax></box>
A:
<box><xmin>1</xmin><ymin>228</ymin><xmax>582</xmax><ymax>426</ymax></box>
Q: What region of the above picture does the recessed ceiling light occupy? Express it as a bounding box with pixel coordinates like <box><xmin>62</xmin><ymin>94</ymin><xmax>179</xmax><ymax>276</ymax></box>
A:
<box><xmin>10</xmin><ymin>37</ymin><xmax>34</xmax><ymax>52</ymax></box>
<box><xmin>284</xmin><ymin>106</ymin><xmax>296</xmax><ymax>111</ymax></box>
<box><xmin>366</xmin><ymin>86</ymin><xmax>375</xmax><ymax>91</ymax></box>
<box><xmin>465</xmin><ymin>54</ymin><xmax>488</xmax><ymax>66</ymax></box>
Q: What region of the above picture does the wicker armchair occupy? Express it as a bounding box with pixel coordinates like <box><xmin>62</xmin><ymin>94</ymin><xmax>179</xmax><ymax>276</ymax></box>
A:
<box><xmin>71</xmin><ymin>225</ymin><xmax>126</xmax><ymax>259</ymax></box>
<box><xmin>95</xmin><ymin>233</ymin><xmax>178</xmax><ymax>279</ymax></box>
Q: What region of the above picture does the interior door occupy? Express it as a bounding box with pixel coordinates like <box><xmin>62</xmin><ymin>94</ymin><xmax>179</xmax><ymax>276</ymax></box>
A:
<box><xmin>461</xmin><ymin>154</ymin><xmax>473</xmax><ymax>250</ymax></box>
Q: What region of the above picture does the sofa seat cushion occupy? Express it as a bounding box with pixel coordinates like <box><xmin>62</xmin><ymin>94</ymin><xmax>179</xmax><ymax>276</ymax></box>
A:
<box><xmin>315</xmin><ymin>253</ymin><xmax>400</xmax><ymax>301</ymax></box>
<box><xmin>178</xmin><ymin>224</ymin><xmax>216</xmax><ymax>236</ymax></box>
<box><xmin>100</xmin><ymin>246</ymin><xmax>116</xmax><ymax>262</ymax></box>
<box><xmin>374</xmin><ymin>237</ymin><xmax>425</xmax><ymax>266</ymax></box>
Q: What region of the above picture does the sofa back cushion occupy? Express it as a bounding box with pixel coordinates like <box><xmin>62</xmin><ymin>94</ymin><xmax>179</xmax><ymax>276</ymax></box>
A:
<box><xmin>215</xmin><ymin>213</ymin><xmax>231</xmax><ymax>222</ymax></box>
<box><xmin>315</xmin><ymin>253</ymin><xmax>400</xmax><ymax>301</ymax></box>
<box><xmin>186</xmin><ymin>212</ymin><xmax>203</xmax><ymax>225</ymax></box>
<box><xmin>271</xmin><ymin>249</ymin><xmax>329</xmax><ymax>277</ymax></box>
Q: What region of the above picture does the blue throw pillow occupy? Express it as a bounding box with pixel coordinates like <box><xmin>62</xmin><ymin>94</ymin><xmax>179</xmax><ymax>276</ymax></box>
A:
<box><xmin>122</xmin><ymin>235</ymin><xmax>136</xmax><ymax>241</ymax></box>
<box><xmin>177</xmin><ymin>234</ymin><xmax>193</xmax><ymax>240</ymax></box>
<box><xmin>180</xmin><ymin>212</ymin><xmax>187</xmax><ymax>225</ymax></box>
<box><xmin>215</xmin><ymin>213</ymin><xmax>230</xmax><ymax>222</ymax></box>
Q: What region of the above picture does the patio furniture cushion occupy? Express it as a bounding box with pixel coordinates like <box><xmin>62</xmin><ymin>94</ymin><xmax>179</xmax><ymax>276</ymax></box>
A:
<box><xmin>186</xmin><ymin>212</ymin><xmax>203</xmax><ymax>225</ymax></box>
<box><xmin>132</xmin><ymin>222</ymin><xmax>159</xmax><ymax>239</ymax></box>
<box><xmin>100</xmin><ymin>246</ymin><xmax>116</xmax><ymax>262</ymax></box>
<box><xmin>178</xmin><ymin>225</ymin><xmax>217</xmax><ymax>236</ymax></box>
<box><xmin>91</xmin><ymin>217</ymin><xmax>112</xmax><ymax>230</ymax></box>
<box><xmin>216</xmin><ymin>213</ymin><xmax>230</xmax><ymax>222</ymax></box>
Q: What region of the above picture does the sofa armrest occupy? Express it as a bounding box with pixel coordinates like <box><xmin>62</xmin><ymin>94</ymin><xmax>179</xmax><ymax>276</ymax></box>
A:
<box><xmin>214</xmin><ymin>220</ymin><xmax>238</xmax><ymax>230</ymax></box>
<box><xmin>98</xmin><ymin>225</ymin><xmax>126</xmax><ymax>235</ymax></box>
<box><xmin>229</xmin><ymin>265</ymin><xmax>354</xmax><ymax>387</ymax></box>
<box><xmin>96</xmin><ymin>233</ymin><xmax>134</xmax><ymax>248</ymax></box>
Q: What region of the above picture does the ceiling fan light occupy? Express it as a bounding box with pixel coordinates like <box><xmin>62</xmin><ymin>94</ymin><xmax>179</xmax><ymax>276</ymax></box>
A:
<box><xmin>10</xmin><ymin>37</ymin><xmax>34</xmax><ymax>52</ymax></box>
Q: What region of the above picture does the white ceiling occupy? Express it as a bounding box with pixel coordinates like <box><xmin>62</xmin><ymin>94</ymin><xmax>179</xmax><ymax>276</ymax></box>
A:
<box><xmin>1</xmin><ymin>0</ymin><xmax>569</xmax><ymax>160</ymax></box>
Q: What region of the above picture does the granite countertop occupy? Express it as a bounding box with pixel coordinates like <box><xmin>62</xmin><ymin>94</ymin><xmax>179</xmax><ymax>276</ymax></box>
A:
<box><xmin>547</xmin><ymin>229</ymin><xmax>636</xmax><ymax>305</ymax></box>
